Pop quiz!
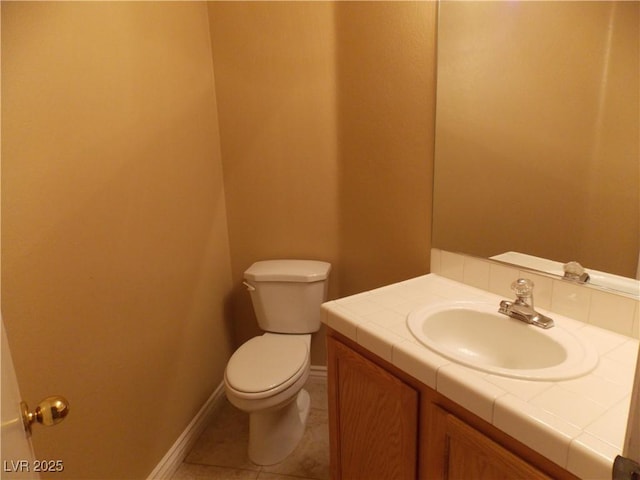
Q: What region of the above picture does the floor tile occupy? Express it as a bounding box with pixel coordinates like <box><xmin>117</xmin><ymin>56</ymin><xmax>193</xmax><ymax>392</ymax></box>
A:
<box><xmin>185</xmin><ymin>397</ymin><xmax>258</xmax><ymax>471</ymax></box>
<box><xmin>172</xmin><ymin>463</ymin><xmax>258</xmax><ymax>480</ymax></box>
<box><xmin>261</xmin><ymin>408</ymin><xmax>329</xmax><ymax>480</ymax></box>
<box><xmin>177</xmin><ymin>377</ymin><xmax>329</xmax><ymax>480</ymax></box>
<box><xmin>257</xmin><ymin>473</ymin><xmax>317</xmax><ymax>480</ymax></box>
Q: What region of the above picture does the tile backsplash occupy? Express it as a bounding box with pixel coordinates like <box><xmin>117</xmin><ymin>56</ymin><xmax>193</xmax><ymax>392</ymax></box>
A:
<box><xmin>431</xmin><ymin>249</ymin><xmax>640</xmax><ymax>339</ymax></box>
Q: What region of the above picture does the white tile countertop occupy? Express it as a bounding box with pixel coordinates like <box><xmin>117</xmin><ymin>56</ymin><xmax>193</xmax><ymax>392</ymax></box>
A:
<box><xmin>321</xmin><ymin>273</ymin><xmax>639</xmax><ymax>479</ymax></box>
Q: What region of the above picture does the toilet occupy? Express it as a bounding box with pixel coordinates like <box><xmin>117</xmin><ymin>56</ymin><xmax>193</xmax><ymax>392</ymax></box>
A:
<box><xmin>224</xmin><ymin>259</ymin><xmax>331</xmax><ymax>465</ymax></box>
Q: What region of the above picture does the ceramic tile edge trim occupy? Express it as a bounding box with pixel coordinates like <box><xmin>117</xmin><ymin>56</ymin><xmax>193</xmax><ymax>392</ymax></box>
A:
<box><xmin>431</xmin><ymin>248</ymin><xmax>640</xmax><ymax>340</ymax></box>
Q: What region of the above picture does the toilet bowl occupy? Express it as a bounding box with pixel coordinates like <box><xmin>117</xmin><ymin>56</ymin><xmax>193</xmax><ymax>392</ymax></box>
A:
<box><xmin>223</xmin><ymin>258</ymin><xmax>330</xmax><ymax>466</ymax></box>
<box><xmin>224</xmin><ymin>333</ymin><xmax>311</xmax><ymax>465</ymax></box>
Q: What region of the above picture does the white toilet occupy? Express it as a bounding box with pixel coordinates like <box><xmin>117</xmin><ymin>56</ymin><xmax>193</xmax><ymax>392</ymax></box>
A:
<box><xmin>224</xmin><ymin>259</ymin><xmax>331</xmax><ymax>466</ymax></box>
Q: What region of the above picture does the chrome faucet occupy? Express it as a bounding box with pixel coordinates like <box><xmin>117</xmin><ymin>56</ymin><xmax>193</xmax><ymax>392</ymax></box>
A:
<box><xmin>498</xmin><ymin>278</ymin><xmax>554</xmax><ymax>329</ymax></box>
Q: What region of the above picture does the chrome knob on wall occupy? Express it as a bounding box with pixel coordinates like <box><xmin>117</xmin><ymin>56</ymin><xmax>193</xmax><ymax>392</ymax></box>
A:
<box><xmin>21</xmin><ymin>395</ymin><xmax>70</xmax><ymax>436</ymax></box>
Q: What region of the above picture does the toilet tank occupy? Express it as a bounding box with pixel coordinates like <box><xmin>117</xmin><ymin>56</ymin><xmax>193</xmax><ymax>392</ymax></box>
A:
<box><xmin>243</xmin><ymin>260</ymin><xmax>331</xmax><ymax>334</ymax></box>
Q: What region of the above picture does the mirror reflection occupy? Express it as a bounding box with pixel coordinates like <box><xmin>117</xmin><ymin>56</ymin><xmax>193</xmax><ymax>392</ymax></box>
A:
<box><xmin>432</xmin><ymin>1</ymin><xmax>639</xmax><ymax>295</ymax></box>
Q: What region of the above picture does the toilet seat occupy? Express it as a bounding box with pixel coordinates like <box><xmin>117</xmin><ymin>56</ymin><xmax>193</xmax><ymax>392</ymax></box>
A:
<box><xmin>225</xmin><ymin>334</ymin><xmax>309</xmax><ymax>400</ymax></box>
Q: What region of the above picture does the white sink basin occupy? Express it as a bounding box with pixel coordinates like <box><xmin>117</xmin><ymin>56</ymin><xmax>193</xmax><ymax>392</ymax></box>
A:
<box><xmin>407</xmin><ymin>301</ymin><xmax>598</xmax><ymax>381</ymax></box>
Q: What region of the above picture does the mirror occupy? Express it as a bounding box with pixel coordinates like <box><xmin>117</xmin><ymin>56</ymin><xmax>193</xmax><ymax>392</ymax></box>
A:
<box><xmin>432</xmin><ymin>1</ymin><xmax>639</xmax><ymax>296</ymax></box>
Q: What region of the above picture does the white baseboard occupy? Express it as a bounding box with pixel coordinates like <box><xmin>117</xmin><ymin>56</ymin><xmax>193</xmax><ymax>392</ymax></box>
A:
<box><xmin>148</xmin><ymin>364</ymin><xmax>327</xmax><ymax>479</ymax></box>
<box><xmin>309</xmin><ymin>364</ymin><xmax>327</xmax><ymax>378</ymax></box>
<box><xmin>147</xmin><ymin>382</ymin><xmax>226</xmax><ymax>480</ymax></box>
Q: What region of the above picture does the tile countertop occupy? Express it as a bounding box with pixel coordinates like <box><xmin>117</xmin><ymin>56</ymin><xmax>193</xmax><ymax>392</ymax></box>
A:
<box><xmin>321</xmin><ymin>273</ymin><xmax>639</xmax><ymax>480</ymax></box>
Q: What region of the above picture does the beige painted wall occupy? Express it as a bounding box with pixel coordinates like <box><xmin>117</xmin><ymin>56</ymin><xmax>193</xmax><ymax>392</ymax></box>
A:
<box><xmin>2</xmin><ymin>1</ymin><xmax>436</xmax><ymax>477</ymax></box>
<box><xmin>2</xmin><ymin>2</ymin><xmax>233</xmax><ymax>479</ymax></box>
<box><xmin>433</xmin><ymin>1</ymin><xmax>639</xmax><ymax>277</ymax></box>
<box><xmin>208</xmin><ymin>2</ymin><xmax>340</xmax><ymax>366</ymax></box>
<box><xmin>209</xmin><ymin>2</ymin><xmax>436</xmax><ymax>364</ymax></box>
<box><xmin>335</xmin><ymin>2</ymin><xmax>436</xmax><ymax>294</ymax></box>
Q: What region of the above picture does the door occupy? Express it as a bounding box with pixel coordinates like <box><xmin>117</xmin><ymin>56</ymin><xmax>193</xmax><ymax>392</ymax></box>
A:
<box><xmin>428</xmin><ymin>404</ymin><xmax>550</xmax><ymax>480</ymax></box>
<box><xmin>328</xmin><ymin>337</ymin><xmax>419</xmax><ymax>480</ymax></box>
<box><xmin>1</xmin><ymin>316</ymin><xmax>39</xmax><ymax>479</ymax></box>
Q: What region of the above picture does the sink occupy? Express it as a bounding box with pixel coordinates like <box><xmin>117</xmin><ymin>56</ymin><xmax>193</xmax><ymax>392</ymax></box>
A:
<box><xmin>407</xmin><ymin>301</ymin><xmax>598</xmax><ymax>380</ymax></box>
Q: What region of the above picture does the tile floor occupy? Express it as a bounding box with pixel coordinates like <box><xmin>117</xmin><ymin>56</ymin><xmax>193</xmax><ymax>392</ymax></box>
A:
<box><xmin>172</xmin><ymin>376</ymin><xmax>330</xmax><ymax>480</ymax></box>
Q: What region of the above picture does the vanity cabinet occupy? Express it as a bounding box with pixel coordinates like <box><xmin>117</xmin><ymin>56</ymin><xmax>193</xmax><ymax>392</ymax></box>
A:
<box><xmin>327</xmin><ymin>330</ymin><xmax>577</xmax><ymax>480</ymax></box>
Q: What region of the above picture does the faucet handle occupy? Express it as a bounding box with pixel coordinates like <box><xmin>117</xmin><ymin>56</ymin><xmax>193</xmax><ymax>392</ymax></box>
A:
<box><xmin>563</xmin><ymin>261</ymin><xmax>590</xmax><ymax>283</ymax></box>
<box><xmin>511</xmin><ymin>278</ymin><xmax>534</xmax><ymax>297</ymax></box>
<box><xmin>564</xmin><ymin>261</ymin><xmax>585</xmax><ymax>277</ymax></box>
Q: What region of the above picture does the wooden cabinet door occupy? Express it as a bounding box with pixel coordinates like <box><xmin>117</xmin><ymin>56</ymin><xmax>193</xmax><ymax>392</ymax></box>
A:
<box><xmin>429</xmin><ymin>404</ymin><xmax>551</xmax><ymax>480</ymax></box>
<box><xmin>328</xmin><ymin>337</ymin><xmax>418</xmax><ymax>480</ymax></box>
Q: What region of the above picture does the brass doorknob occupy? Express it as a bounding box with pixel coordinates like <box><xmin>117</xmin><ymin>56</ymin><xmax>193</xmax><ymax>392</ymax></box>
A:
<box><xmin>21</xmin><ymin>395</ymin><xmax>70</xmax><ymax>435</ymax></box>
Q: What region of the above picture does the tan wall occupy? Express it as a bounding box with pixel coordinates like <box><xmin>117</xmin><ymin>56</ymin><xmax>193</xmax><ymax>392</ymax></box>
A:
<box><xmin>209</xmin><ymin>2</ymin><xmax>436</xmax><ymax>364</ymax></box>
<box><xmin>208</xmin><ymin>2</ymin><xmax>340</xmax><ymax>366</ymax></box>
<box><xmin>335</xmin><ymin>2</ymin><xmax>436</xmax><ymax>295</ymax></box>
<box><xmin>2</xmin><ymin>1</ymin><xmax>436</xmax><ymax>477</ymax></box>
<box><xmin>1</xmin><ymin>3</ymin><xmax>233</xmax><ymax>479</ymax></box>
<box><xmin>433</xmin><ymin>1</ymin><xmax>639</xmax><ymax>277</ymax></box>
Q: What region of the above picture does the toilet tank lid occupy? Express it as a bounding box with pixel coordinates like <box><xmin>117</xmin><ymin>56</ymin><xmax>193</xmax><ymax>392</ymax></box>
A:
<box><xmin>244</xmin><ymin>260</ymin><xmax>331</xmax><ymax>283</ymax></box>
